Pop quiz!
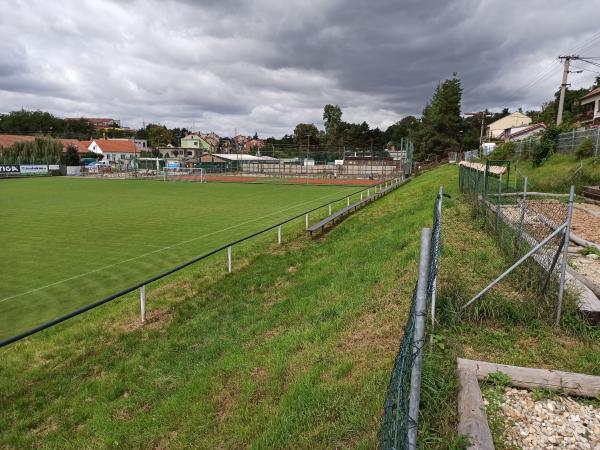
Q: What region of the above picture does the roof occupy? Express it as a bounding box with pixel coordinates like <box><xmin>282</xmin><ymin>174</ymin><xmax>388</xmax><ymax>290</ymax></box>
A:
<box><xmin>459</xmin><ymin>161</ymin><xmax>507</xmax><ymax>175</ymax></box>
<box><xmin>0</xmin><ymin>134</ymin><xmax>89</xmax><ymax>153</ymax></box>
<box><xmin>212</xmin><ymin>153</ymin><xmax>277</xmax><ymax>161</ymax></box>
<box><xmin>88</xmin><ymin>139</ymin><xmax>137</xmax><ymax>153</ymax></box>
<box><xmin>0</xmin><ymin>134</ymin><xmax>36</xmax><ymax>147</ymax></box>
<box><xmin>508</xmin><ymin>123</ymin><xmax>546</xmax><ymax>139</ymax></box>
<box><xmin>581</xmin><ymin>86</ymin><xmax>600</xmax><ymax>102</ymax></box>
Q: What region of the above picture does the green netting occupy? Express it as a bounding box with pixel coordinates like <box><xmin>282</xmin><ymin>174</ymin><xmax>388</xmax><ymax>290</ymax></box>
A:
<box><xmin>379</xmin><ymin>189</ymin><xmax>443</xmax><ymax>450</ymax></box>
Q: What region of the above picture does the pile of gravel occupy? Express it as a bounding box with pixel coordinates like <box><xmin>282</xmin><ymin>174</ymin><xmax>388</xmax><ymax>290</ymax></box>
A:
<box><xmin>499</xmin><ymin>387</ymin><xmax>600</xmax><ymax>449</ymax></box>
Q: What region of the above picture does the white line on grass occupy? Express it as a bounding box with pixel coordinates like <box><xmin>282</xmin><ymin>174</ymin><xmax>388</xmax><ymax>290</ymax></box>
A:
<box><xmin>0</xmin><ymin>187</ymin><xmax>354</xmax><ymax>304</ymax></box>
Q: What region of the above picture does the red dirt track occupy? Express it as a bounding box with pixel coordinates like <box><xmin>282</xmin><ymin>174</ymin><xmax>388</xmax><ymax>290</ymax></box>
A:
<box><xmin>203</xmin><ymin>175</ymin><xmax>258</xmax><ymax>182</ymax></box>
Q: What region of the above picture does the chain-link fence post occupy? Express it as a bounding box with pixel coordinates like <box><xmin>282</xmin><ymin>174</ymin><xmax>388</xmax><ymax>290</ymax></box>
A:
<box><xmin>430</xmin><ymin>187</ymin><xmax>443</xmax><ymax>345</ymax></box>
<box><xmin>495</xmin><ymin>172</ymin><xmax>502</xmax><ymax>232</ymax></box>
<box><xmin>407</xmin><ymin>228</ymin><xmax>432</xmax><ymax>450</ymax></box>
<box><xmin>515</xmin><ymin>177</ymin><xmax>528</xmax><ymax>257</ymax></box>
<box><xmin>556</xmin><ymin>185</ymin><xmax>575</xmax><ymax>324</ymax></box>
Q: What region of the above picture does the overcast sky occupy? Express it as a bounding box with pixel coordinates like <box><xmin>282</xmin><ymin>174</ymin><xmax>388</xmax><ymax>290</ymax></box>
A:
<box><xmin>1</xmin><ymin>0</ymin><xmax>599</xmax><ymax>137</ymax></box>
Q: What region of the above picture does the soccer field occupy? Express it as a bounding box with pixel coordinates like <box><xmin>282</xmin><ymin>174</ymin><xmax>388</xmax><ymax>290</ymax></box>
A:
<box><xmin>0</xmin><ymin>178</ymin><xmax>360</xmax><ymax>340</ymax></box>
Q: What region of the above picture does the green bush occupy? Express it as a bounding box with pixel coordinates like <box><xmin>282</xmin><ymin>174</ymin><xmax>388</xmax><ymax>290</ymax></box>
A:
<box><xmin>488</xmin><ymin>142</ymin><xmax>515</xmax><ymax>160</ymax></box>
<box><xmin>575</xmin><ymin>137</ymin><xmax>594</xmax><ymax>158</ymax></box>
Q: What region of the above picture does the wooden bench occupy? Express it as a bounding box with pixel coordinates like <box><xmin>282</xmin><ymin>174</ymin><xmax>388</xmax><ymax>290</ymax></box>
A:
<box><xmin>307</xmin><ymin>183</ymin><xmax>396</xmax><ymax>235</ymax></box>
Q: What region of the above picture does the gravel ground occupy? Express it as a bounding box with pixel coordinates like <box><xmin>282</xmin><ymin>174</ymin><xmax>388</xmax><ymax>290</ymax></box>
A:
<box><xmin>571</xmin><ymin>253</ymin><xmax>600</xmax><ymax>286</ymax></box>
<box><xmin>498</xmin><ymin>387</ymin><xmax>600</xmax><ymax>449</ymax></box>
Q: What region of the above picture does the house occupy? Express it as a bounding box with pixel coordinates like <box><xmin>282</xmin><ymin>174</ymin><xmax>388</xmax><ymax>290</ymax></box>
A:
<box><xmin>0</xmin><ymin>134</ymin><xmax>89</xmax><ymax>154</ymax></box>
<box><xmin>580</xmin><ymin>86</ymin><xmax>600</xmax><ymax>126</ymax></box>
<box><xmin>65</xmin><ymin>117</ymin><xmax>120</xmax><ymax>128</ymax></box>
<box><xmin>200</xmin><ymin>132</ymin><xmax>220</xmax><ymax>150</ymax></box>
<box><xmin>486</xmin><ymin>112</ymin><xmax>531</xmax><ymax>139</ymax></box>
<box><xmin>87</xmin><ymin>139</ymin><xmax>137</xmax><ymax>163</ymax></box>
<box><xmin>181</xmin><ymin>134</ymin><xmax>212</xmax><ymax>152</ymax></box>
<box><xmin>243</xmin><ymin>138</ymin><xmax>266</xmax><ymax>152</ymax></box>
<box><xmin>498</xmin><ymin>123</ymin><xmax>546</xmax><ymax>142</ymax></box>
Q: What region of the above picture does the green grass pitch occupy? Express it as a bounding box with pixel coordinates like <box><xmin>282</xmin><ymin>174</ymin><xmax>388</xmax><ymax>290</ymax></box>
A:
<box><xmin>0</xmin><ymin>178</ymin><xmax>359</xmax><ymax>340</ymax></box>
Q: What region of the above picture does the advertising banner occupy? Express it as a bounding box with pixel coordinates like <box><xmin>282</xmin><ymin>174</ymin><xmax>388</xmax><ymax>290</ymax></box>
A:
<box><xmin>0</xmin><ymin>165</ymin><xmax>21</xmax><ymax>175</ymax></box>
<box><xmin>20</xmin><ymin>165</ymin><xmax>49</xmax><ymax>175</ymax></box>
<box><xmin>48</xmin><ymin>164</ymin><xmax>60</xmax><ymax>170</ymax></box>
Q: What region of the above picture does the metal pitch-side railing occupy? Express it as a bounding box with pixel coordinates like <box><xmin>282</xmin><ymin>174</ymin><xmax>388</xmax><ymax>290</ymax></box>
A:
<box><xmin>0</xmin><ymin>177</ymin><xmax>405</xmax><ymax>349</ymax></box>
<box><xmin>380</xmin><ymin>187</ymin><xmax>444</xmax><ymax>450</ymax></box>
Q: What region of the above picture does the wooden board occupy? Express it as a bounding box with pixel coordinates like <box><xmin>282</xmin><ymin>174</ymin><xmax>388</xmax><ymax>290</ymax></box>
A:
<box><xmin>458</xmin><ymin>358</ymin><xmax>600</xmax><ymax>398</ymax></box>
<box><xmin>457</xmin><ymin>365</ymin><xmax>495</xmax><ymax>450</ymax></box>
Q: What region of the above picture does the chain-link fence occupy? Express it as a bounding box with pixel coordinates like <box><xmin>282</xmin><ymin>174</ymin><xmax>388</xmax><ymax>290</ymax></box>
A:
<box><xmin>558</xmin><ymin>127</ymin><xmax>600</xmax><ymax>155</ymax></box>
<box><xmin>380</xmin><ymin>187</ymin><xmax>444</xmax><ymax>450</ymax></box>
<box><xmin>459</xmin><ymin>162</ymin><xmax>574</xmax><ymax>321</ymax></box>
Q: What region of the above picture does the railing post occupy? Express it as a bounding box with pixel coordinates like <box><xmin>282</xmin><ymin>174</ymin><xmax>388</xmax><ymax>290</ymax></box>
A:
<box><xmin>367</xmin><ymin>188</ymin><xmax>370</xmax><ymax>197</ymax></box>
<box><xmin>227</xmin><ymin>246</ymin><xmax>232</xmax><ymax>273</ymax></box>
<box><xmin>347</xmin><ymin>197</ymin><xmax>350</xmax><ymax>206</ymax></box>
<box><xmin>305</xmin><ymin>213</ymin><xmax>309</xmax><ymax>230</ymax></box>
<box><xmin>278</xmin><ymin>225</ymin><xmax>282</xmax><ymax>245</ymax></box>
<box><xmin>556</xmin><ymin>185</ymin><xmax>575</xmax><ymax>324</ymax></box>
<box><xmin>140</xmin><ymin>285</ymin><xmax>146</xmax><ymax>322</ymax></box>
<box><xmin>407</xmin><ymin>228</ymin><xmax>432</xmax><ymax>450</ymax></box>
<box><xmin>360</xmin><ymin>192</ymin><xmax>363</xmax><ymax>201</ymax></box>
<box><xmin>328</xmin><ymin>204</ymin><xmax>332</xmax><ymax>215</ymax></box>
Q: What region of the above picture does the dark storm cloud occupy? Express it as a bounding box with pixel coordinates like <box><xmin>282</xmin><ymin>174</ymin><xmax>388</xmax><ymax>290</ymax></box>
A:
<box><xmin>0</xmin><ymin>0</ymin><xmax>598</xmax><ymax>136</ymax></box>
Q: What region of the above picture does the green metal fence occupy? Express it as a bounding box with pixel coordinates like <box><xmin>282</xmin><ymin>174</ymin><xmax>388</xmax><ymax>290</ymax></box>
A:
<box><xmin>379</xmin><ymin>187</ymin><xmax>444</xmax><ymax>450</ymax></box>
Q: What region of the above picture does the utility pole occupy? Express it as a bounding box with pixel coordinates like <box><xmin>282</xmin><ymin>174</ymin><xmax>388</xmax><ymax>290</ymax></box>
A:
<box><xmin>479</xmin><ymin>109</ymin><xmax>487</xmax><ymax>146</ymax></box>
<box><xmin>306</xmin><ymin>133</ymin><xmax>311</xmax><ymax>162</ymax></box>
<box><xmin>557</xmin><ymin>55</ymin><xmax>574</xmax><ymax>126</ymax></box>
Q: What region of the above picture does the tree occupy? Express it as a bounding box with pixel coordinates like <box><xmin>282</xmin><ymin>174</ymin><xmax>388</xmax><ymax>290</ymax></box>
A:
<box><xmin>63</xmin><ymin>144</ymin><xmax>81</xmax><ymax>166</ymax></box>
<box><xmin>413</xmin><ymin>76</ymin><xmax>463</xmax><ymax>159</ymax></box>
<box><xmin>145</xmin><ymin>124</ymin><xmax>173</xmax><ymax>148</ymax></box>
<box><xmin>323</xmin><ymin>104</ymin><xmax>343</xmax><ymax>143</ymax></box>
<box><xmin>293</xmin><ymin>123</ymin><xmax>320</xmax><ymax>155</ymax></box>
<box><xmin>384</xmin><ymin>116</ymin><xmax>419</xmax><ymax>146</ymax></box>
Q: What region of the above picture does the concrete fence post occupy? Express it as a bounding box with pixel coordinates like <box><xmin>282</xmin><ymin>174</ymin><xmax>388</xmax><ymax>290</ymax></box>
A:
<box><xmin>360</xmin><ymin>192</ymin><xmax>363</xmax><ymax>201</ymax></box>
<box><xmin>278</xmin><ymin>225</ymin><xmax>282</xmax><ymax>245</ymax></box>
<box><xmin>367</xmin><ymin>188</ymin><xmax>370</xmax><ymax>197</ymax></box>
<box><xmin>140</xmin><ymin>285</ymin><xmax>146</xmax><ymax>322</ymax></box>
<box><xmin>227</xmin><ymin>246</ymin><xmax>232</xmax><ymax>273</ymax></box>
<box><xmin>305</xmin><ymin>213</ymin><xmax>309</xmax><ymax>230</ymax></box>
<box><xmin>328</xmin><ymin>204</ymin><xmax>332</xmax><ymax>215</ymax></box>
<box><xmin>407</xmin><ymin>228</ymin><xmax>432</xmax><ymax>450</ymax></box>
<box><xmin>347</xmin><ymin>197</ymin><xmax>350</xmax><ymax>206</ymax></box>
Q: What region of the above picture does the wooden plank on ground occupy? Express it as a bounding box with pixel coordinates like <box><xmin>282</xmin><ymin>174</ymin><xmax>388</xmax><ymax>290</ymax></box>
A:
<box><xmin>458</xmin><ymin>358</ymin><xmax>600</xmax><ymax>398</ymax></box>
<box><xmin>457</xmin><ymin>364</ymin><xmax>495</xmax><ymax>450</ymax></box>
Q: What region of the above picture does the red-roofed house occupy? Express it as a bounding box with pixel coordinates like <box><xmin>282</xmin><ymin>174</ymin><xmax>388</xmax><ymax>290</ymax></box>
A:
<box><xmin>498</xmin><ymin>123</ymin><xmax>546</xmax><ymax>142</ymax></box>
<box><xmin>86</xmin><ymin>139</ymin><xmax>138</xmax><ymax>163</ymax></box>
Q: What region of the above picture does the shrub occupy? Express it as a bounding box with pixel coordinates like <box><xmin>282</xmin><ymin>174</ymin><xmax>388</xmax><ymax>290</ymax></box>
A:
<box><xmin>575</xmin><ymin>137</ymin><xmax>594</xmax><ymax>158</ymax></box>
<box><xmin>489</xmin><ymin>142</ymin><xmax>515</xmax><ymax>160</ymax></box>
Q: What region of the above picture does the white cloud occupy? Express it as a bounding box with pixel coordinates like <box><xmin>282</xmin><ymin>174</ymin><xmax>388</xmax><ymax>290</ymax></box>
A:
<box><xmin>0</xmin><ymin>0</ymin><xmax>598</xmax><ymax>136</ymax></box>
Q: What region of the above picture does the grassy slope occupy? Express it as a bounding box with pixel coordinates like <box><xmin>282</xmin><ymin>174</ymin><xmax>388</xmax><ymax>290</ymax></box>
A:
<box><xmin>418</xmin><ymin>167</ymin><xmax>600</xmax><ymax>449</ymax></box>
<box><xmin>0</xmin><ymin>178</ymin><xmax>358</xmax><ymax>339</ymax></box>
<box><xmin>0</xmin><ymin>169</ymin><xmax>445</xmax><ymax>449</ymax></box>
<box><xmin>512</xmin><ymin>153</ymin><xmax>600</xmax><ymax>193</ymax></box>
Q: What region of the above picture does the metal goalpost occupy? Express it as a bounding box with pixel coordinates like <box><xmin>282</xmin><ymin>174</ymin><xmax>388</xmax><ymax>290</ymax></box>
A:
<box><xmin>163</xmin><ymin>167</ymin><xmax>205</xmax><ymax>183</ymax></box>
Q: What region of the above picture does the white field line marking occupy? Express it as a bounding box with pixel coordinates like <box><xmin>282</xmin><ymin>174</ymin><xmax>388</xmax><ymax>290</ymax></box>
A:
<box><xmin>0</xmin><ymin>187</ymin><xmax>353</xmax><ymax>304</ymax></box>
